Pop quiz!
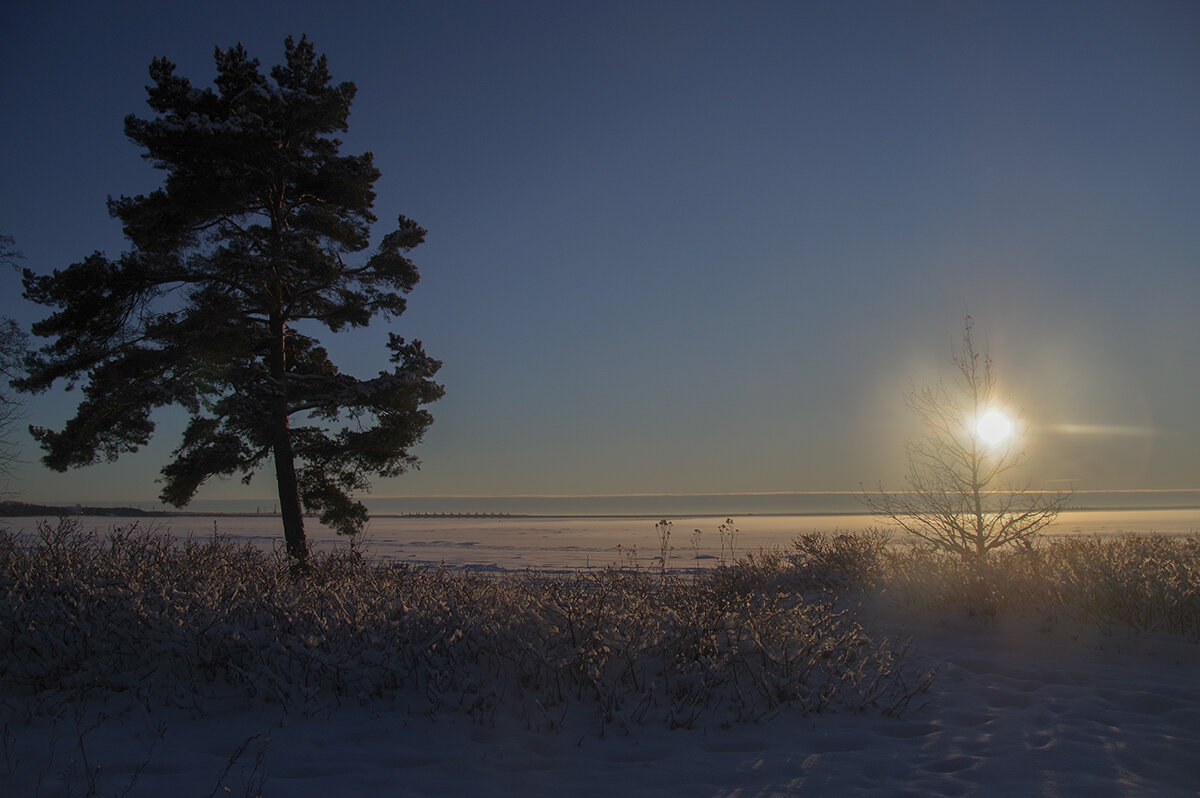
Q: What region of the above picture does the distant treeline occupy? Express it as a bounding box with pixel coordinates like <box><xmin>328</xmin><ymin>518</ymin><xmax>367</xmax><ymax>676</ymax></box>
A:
<box><xmin>0</xmin><ymin>501</ymin><xmax>171</xmax><ymax>518</ymax></box>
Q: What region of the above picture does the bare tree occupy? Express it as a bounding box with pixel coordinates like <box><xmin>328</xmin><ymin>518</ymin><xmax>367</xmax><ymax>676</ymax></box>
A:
<box><xmin>0</xmin><ymin>234</ymin><xmax>28</xmax><ymax>496</ymax></box>
<box><xmin>863</xmin><ymin>317</ymin><xmax>1071</xmax><ymax>559</ymax></box>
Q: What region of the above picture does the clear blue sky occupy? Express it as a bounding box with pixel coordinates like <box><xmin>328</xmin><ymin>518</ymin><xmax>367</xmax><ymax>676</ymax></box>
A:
<box><xmin>1</xmin><ymin>1</ymin><xmax>1197</xmax><ymax>505</ymax></box>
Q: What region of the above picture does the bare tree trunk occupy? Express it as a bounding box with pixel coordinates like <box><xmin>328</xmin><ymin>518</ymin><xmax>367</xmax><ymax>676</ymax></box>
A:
<box><xmin>971</xmin><ymin>451</ymin><xmax>986</xmax><ymax>559</ymax></box>
<box><xmin>269</xmin><ymin>309</ymin><xmax>307</xmax><ymax>563</ymax></box>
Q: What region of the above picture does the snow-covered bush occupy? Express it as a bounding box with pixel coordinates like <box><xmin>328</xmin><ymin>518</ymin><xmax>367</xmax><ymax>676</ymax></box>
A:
<box><xmin>1048</xmin><ymin>535</ymin><xmax>1200</xmax><ymax>639</ymax></box>
<box><xmin>0</xmin><ymin>521</ymin><xmax>929</xmax><ymax>728</ymax></box>
<box><xmin>880</xmin><ymin>533</ymin><xmax>1200</xmax><ymax>639</ymax></box>
<box><xmin>790</xmin><ymin>529</ymin><xmax>892</xmax><ymax>589</ymax></box>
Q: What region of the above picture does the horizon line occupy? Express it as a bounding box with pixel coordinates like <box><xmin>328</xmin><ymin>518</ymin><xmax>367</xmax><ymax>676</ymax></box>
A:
<box><xmin>373</xmin><ymin>488</ymin><xmax>1200</xmax><ymax>500</ymax></box>
<box><xmin>11</xmin><ymin>487</ymin><xmax>1200</xmax><ymax>506</ymax></box>
<box><xmin>196</xmin><ymin>487</ymin><xmax>1200</xmax><ymax>501</ymax></box>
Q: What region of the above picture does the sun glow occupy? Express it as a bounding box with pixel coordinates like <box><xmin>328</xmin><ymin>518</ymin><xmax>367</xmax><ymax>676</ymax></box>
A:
<box><xmin>976</xmin><ymin>409</ymin><xmax>1015</xmax><ymax>445</ymax></box>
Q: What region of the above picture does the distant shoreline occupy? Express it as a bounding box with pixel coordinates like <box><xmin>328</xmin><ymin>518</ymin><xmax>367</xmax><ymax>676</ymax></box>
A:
<box><xmin>3</xmin><ymin>500</ymin><xmax>1199</xmax><ymax>522</ymax></box>
<box><xmin>0</xmin><ymin>501</ymin><xmax>174</xmax><ymax>518</ymax></box>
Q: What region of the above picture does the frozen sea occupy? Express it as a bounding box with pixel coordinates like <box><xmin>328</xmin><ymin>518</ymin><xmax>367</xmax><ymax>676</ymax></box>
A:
<box><xmin>5</xmin><ymin>505</ymin><xmax>1198</xmax><ymax>573</ymax></box>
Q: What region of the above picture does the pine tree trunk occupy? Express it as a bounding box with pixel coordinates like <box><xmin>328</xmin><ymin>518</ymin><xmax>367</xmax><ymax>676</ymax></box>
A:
<box><xmin>268</xmin><ymin>309</ymin><xmax>308</xmax><ymax>563</ymax></box>
<box><xmin>272</xmin><ymin>415</ymin><xmax>307</xmax><ymax>563</ymax></box>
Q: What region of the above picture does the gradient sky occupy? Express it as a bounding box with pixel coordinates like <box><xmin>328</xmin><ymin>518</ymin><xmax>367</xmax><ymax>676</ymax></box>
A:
<box><xmin>1</xmin><ymin>1</ymin><xmax>1198</xmax><ymax>505</ymax></box>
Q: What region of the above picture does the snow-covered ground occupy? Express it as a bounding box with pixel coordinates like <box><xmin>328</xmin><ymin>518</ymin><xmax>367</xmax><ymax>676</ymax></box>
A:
<box><xmin>5</xmin><ymin>603</ymin><xmax>1198</xmax><ymax>796</ymax></box>
<box><xmin>2</xmin><ymin>511</ymin><xmax>1198</xmax><ymax>796</ymax></box>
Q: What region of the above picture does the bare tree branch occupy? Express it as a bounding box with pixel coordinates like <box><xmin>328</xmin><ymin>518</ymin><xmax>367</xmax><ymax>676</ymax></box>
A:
<box><xmin>862</xmin><ymin>316</ymin><xmax>1072</xmax><ymax>559</ymax></box>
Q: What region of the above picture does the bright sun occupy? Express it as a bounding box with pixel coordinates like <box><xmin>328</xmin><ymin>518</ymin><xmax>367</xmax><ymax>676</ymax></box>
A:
<box><xmin>975</xmin><ymin>409</ymin><xmax>1015</xmax><ymax>445</ymax></box>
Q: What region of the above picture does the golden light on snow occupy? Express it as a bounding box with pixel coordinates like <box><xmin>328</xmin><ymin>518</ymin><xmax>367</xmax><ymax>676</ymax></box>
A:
<box><xmin>975</xmin><ymin>409</ymin><xmax>1015</xmax><ymax>445</ymax></box>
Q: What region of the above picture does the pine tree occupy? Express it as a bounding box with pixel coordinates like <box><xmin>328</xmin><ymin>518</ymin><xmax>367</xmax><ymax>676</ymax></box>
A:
<box><xmin>17</xmin><ymin>37</ymin><xmax>443</xmax><ymax>562</ymax></box>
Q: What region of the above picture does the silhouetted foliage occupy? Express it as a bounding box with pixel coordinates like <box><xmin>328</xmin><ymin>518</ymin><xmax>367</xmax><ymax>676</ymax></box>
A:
<box><xmin>863</xmin><ymin>317</ymin><xmax>1070</xmax><ymax>559</ymax></box>
<box><xmin>17</xmin><ymin>38</ymin><xmax>443</xmax><ymax>561</ymax></box>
